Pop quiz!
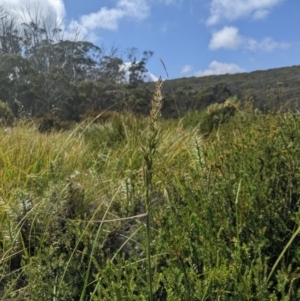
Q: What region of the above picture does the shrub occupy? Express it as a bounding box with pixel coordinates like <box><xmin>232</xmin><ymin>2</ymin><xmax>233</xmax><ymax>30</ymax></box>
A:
<box><xmin>0</xmin><ymin>100</ymin><xmax>14</xmax><ymax>126</ymax></box>
<box><xmin>199</xmin><ymin>96</ymin><xmax>240</xmax><ymax>135</ymax></box>
<box><xmin>34</xmin><ymin>113</ymin><xmax>74</xmax><ymax>133</ymax></box>
<box><xmin>3</xmin><ymin>95</ymin><xmax>300</xmax><ymax>300</ymax></box>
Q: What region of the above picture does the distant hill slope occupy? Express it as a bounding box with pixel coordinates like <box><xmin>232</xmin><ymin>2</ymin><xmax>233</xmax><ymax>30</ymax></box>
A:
<box><xmin>160</xmin><ymin>65</ymin><xmax>300</xmax><ymax>117</ymax></box>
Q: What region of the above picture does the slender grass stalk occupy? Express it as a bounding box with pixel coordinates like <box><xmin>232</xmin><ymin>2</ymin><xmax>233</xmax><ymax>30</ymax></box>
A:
<box><xmin>235</xmin><ymin>180</ymin><xmax>242</xmax><ymax>247</ymax></box>
<box><xmin>235</xmin><ymin>179</ymin><xmax>242</xmax><ymax>288</ymax></box>
<box><xmin>55</xmin><ymin>185</ymin><xmax>118</xmax><ymax>300</ymax></box>
<box><xmin>141</xmin><ymin>77</ymin><xmax>163</xmax><ymax>301</ymax></box>
<box><xmin>88</xmin><ymin>225</ymin><xmax>144</xmax><ymax>300</ymax></box>
<box><xmin>158</xmin><ymin>57</ymin><xmax>180</xmax><ymax>119</ymax></box>
<box><xmin>267</xmin><ymin>223</ymin><xmax>300</xmax><ymax>283</ymax></box>
<box><xmin>79</xmin><ymin>187</ymin><xmax>120</xmax><ymax>301</ymax></box>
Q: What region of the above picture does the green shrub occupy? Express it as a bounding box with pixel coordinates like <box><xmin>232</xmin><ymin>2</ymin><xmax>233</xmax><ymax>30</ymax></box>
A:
<box><xmin>199</xmin><ymin>95</ymin><xmax>240</xmax><ymax>135</ymax></box>
<box><xmin>0</xmin><ymin>100</ymin><xmax>14</xmax><ymax>126</ymax></box>
<box><xmin>34</xmin><ymin>113</ymin><xmax>74</xmax><ymax>133</ymax></box>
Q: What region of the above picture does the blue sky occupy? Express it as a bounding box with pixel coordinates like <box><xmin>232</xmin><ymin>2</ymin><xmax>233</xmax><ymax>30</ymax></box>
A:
<box><xmin>1</xmin><ymin>0</ymin><xmax>299</xmax><ymax>80</ymax></box>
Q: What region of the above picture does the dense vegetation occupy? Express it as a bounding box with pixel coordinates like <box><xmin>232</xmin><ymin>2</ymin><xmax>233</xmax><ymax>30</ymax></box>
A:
<box><xmin>1</xmin><ymin>5</ymin><xmax>300</xmax><ymax>301</ymax></box>
<box><xmin>1</xmin><ymin>78</ymin><xmax>300</xmax><ymax>300</ymax></box>
<box><xmin>164</xmin><ymin>65</ymin><xmax>300</xmax><ymax>115</ymax></box>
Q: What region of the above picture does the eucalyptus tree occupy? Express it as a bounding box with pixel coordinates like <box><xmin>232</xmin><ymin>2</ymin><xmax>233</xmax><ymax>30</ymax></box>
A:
<box><xmin>96</xmin><ymin>45</ymin><xmax>126</xmax><ymax>85</ymax></box>
<box><xmin>0</xmin><ymin>54</ymin><xmax>37</xmax><ymax>116</ymax></box>
<box><xmin>0</xmin><ymin>8</ymin><xmax>22</xmax><ymax>55</ymax></box>
<box><xmin>0</xmin><ymin>6</ymin><xmax>154</xmax><ymax>120</ymax></box>
<box><xmin>127</xmin><ymin>48</ymin><xmax>153</xmax><ymax>86</ymax></box>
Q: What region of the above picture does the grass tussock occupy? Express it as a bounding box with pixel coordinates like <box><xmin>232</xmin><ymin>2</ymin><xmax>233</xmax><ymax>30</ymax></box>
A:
<box><xmin>1</xmin><ymin>87</ymin><xmax>300</xmax><ymax>300</ymax></box>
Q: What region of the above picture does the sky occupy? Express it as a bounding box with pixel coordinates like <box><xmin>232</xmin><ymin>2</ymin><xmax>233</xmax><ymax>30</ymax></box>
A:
<box><xmin>1</xmin><ymin>0</ymin><xmax>299</xmax><ymax>80</ymax></box>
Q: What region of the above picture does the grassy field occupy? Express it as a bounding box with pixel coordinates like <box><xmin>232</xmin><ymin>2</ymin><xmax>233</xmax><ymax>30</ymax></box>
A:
<box><xmin>1</xmin><ymin>82</ymin><xmax>300</xmax><ymax>300</ymax></box>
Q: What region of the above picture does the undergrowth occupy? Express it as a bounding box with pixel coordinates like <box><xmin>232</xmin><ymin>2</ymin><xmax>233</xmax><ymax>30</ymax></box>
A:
<box><xmin>1</xmin><ymin>92</ymin><xmax>300</xmax><ymax>300</ymax></box>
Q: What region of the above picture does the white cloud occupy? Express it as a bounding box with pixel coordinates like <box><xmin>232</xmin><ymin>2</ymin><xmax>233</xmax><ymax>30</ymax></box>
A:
<box><xmin>80</xmin><ymin>8</ymin><xmax>124</xmax><ymax>31</ymax></box>
<box><xmin>0</xmin><ymin>0</ymin><xmax>150</xmax><ymax>41</ymax></box>
<box><xmin>0</xmin><ymin>0</ymin><xmax>65</xmax><ymax>24</ymax></box>
<box><xmin>209</xmin><ymin>26</ymin><xmax>243</xmax><ymax>50</ymax></box>
<box><xmin>246</xmin><ymin>37</ymin><xmax>289</xmax><ymax>52</ymax></box>
<box><xmin>209</xmin><ymin>26</ymin><xmax>290</xmax><ymax>52</ymax></box>
<box><xmin>64</xmin><ymin>20</ymin><xmax>91</xmax><ymax>41</ymax></box>
<box><xmin>153</xmin><ymin>0</ymin><xmax>182</xmax><ymax>5</ymax></box>
<box><xmin>118</xmin><ymin>0</ymin><xmax>150</xmax><ymax>20</ymax></box>
<box><xmin>79</xmin><ymin>0</ymin><xmax>149</xmax><ymax>32</ymax></box>
<box><xmin>253</xmin><ymin>9</ymin><xmax>269</xmax><ymax>20</ymax></box>
<box><xmin>195</xmin><ymin>61</ymin><xmax>245</xmax><ymax>76</ymax></box>
<box><xmin>181</xmin><ymin>65</ymin><xmax>192</xmax><ymax>74</ymax></box>
<box><xmin>207</xmin><ymin>0</ymin><xmax>285</xmax><ymax>26</ymax></box>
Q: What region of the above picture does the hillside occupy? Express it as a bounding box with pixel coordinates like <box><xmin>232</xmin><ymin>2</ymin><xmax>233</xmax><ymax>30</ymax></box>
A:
<box><xmin>1</xmin><ymin>45</ymin><xmax>299</xmax><ymax>122</ymax></box>
<box><xmin>160</xmin><ymin>64</ymin><xmax>300</xmax><ymax>117</ymax></box>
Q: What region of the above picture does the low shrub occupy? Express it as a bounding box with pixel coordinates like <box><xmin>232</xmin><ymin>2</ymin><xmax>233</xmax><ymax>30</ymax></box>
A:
<box><xmin>199</xmin><ymin>95</ymin><xmax>240</xmax><ymax>135</ymax></box>
<box><xmin>0</xmin><ymin>100</ymin><xmax>14</xmax><ymax>126</ymax></box>
<box><xmin>34</xmin><ymin>113</ymin><xmax>74</xmax><ymax>133</ymax></box>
